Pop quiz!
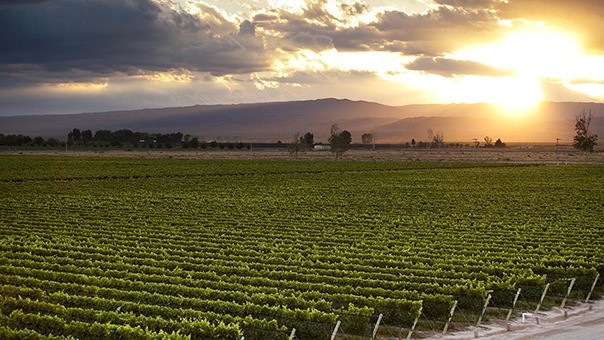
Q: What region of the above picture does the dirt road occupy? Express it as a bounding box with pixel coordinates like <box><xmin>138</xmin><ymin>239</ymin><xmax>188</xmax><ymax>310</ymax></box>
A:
<box><xmin>435</xmin><ymin>299</ymin><xmax>604</xmax><ymax>340</ymax></box>
<box><xmin>3</xmin><ymin>147</ymin><xmax>604</xmax><ymax>164</ymax></box>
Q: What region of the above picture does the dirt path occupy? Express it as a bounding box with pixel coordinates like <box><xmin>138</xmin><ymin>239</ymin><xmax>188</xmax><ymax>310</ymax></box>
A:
<box><xmin>2</xmin><ymin>147</ymin><xmax>604</xmax><ymax>163</ymax></box>
<box><xmin>432</xmin><ymin>299</ymin><xmax>604</xmax><ymax>340</ymax></box>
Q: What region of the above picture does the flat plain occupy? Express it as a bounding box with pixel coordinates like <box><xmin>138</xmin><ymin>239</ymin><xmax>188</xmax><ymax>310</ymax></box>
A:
<box><xmin>0</xmin><ymin>152</ymin><xmax>603</xmax><ymax>339</ymax></box>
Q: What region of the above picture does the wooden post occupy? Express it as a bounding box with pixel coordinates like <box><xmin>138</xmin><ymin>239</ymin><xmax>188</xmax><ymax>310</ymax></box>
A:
<box><xmin>330</xmin><ymin>320</ymin><xmax>341</xmax><ymax>340</ymax></box>
<box><xmin>560</xmin><ymin>278</ymin><xmax>576</xmax><ymax>309</ymax></box>
<box><xmin>585</xmin><ymin>274</ymin><xmax>600</xmax><ymax>303</ymax></box>
<box><xmin>476</xmin><ymin>294</ymin><xmax>491</xmax><ymax>326</ymax></box>
<box><xmin>442</xmin><ymin>300</ymin><xmax>458</xmax><ymax>335</ymax></box>
<box><xmin>406</xmin><ymin>306</ymin><xmax>422</xmax><ymax>340</ymax></box>
<box><xmin>371</xmin><ymin>313</ymin><xmax>383</xmax><ymax>340</ymax></box>
<box><xmin>506</xmin><ymin>288</ymin><xmax>521</xmax><ymax>322</ymax></box>
<box><xmin>535</xmin><ymin>283</ymin><xmax>550</xmax><ymax>313</ymax></box>
<box><xmin>288</xmin><ymin>328</ymin><xmax>296</xmax><ymax>340</ymax></box>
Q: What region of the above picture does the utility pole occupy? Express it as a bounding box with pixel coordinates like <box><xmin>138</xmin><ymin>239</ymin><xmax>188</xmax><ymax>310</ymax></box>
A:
<box><xmin>556</xmin><ymin>138</ymin><xmax>560</xmax><ymax>165</ymax></box>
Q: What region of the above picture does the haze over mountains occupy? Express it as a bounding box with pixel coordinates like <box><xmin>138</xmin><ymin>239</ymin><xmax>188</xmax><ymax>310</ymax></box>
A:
<box><xmin>1</xmin><ymin>99</ymin><xmax>603</xmax><ymax>144</ymax></box>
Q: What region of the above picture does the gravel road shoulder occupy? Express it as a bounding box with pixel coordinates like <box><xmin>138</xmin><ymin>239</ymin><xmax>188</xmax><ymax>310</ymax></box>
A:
<box><xmin>433</xmin><ymin>299</ymin><xmax>604</xmax><ymax>340</ymax></box>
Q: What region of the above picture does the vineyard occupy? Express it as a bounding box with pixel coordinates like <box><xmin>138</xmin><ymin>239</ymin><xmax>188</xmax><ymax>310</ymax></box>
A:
<box><xmin>0</xmin><ymin>156</ymin><xmax>603</xmax><ymax>339</ymax></box>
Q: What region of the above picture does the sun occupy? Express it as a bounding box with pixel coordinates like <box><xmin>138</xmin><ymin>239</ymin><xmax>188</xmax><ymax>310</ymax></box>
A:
<box><xmin>482</xmin><ymin>28</ymin><xmax>580</xmax><ymax>78</ymax></box>
<box><xmin>491</xmin><ymin>76</ymin><xmax>543</xmax><ymax>116</ymax></box>
<box><xmin>449</xmin><ymin>27</ymin><xmax>582</xmax><ymax>115</ymax></box>
<box><xmin>427</xmin><ymin>75</ymin><xmax>543</xmax><ymax>116</ymax></box>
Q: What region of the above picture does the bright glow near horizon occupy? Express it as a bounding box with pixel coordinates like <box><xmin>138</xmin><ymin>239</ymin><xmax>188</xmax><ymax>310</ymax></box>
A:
<box><xmin>452</xmin><ymin>28</ymin><xmax>581</xmax><ymax>78</ymax></box>
<box><xmin>271</xmin><ymin>25</ymin><xmax>600</xmax><ymax>117</ymax></box>
<box><xmin>443</xmin><ymin>27</ymin><xmax>596</xmax><ymax>114</ymax></box>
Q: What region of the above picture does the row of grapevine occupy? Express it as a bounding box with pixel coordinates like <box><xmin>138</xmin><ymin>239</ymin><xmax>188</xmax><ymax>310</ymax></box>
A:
<box><xmin>0</xmin><ymin>156</ymin><xmax>602</xmax><ymax>338</ymax></box>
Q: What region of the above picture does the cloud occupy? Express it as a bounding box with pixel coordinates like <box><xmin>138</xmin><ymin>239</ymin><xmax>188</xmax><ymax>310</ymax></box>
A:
<box><xmin>253</xmin><ymin>1</ymin><xmax>382</xmax><ymax>52</ymax></box>
<box><xmin>253</xmin><ymin>0</ymin><xmax>504</xmax><ymax>57</ymax></box>
<box><xmin>0</xmin><ymin>0</ymin><xmax>270</xmax><ymax>83</ymax></box>
<box><xmin>1</xmin><ymin>0</ymin><xmax>603</xmax><ymax>116</ymax></box>
<box><xmin>239</xmin><ymin>20</ymin><xmax>256</xmax><ymax>36</ymax></box>
<box><xmin>0</xmin><ymin>0</ymin><xmax>51</xmax><ymax>5</ymax></box>
<box><xmin>373</xmin><ymin>6</ymin><xmax>502</xmax><ymax>55</ymax></box>
<box><xmin>494</xmin><ymin>0</ymin><xmax>604</xmax><ymax>52</ymax></box>
<box><xmin>432</xmin><ymin>0</ymin><xmax>496</xmax><ymax>9</ymax></box>
<box><xmin>406</xmin><ymin>57</ymin><xmax>514</xmax><ymax>77</ymax></box>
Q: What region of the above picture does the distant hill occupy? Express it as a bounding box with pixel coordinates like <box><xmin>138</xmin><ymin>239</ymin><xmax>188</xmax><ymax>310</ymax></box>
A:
<box><xmin>1</xmin><ymin>98</ymin><xmax>603</xmax><ymax>143</ymax></box>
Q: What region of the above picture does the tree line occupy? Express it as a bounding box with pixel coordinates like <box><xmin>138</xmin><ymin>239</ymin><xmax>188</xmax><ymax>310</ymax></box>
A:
<box><xmin>67</xmin><ymin>128</ymin><xmax>186</xmax><ymax>148</ymax></box>
<box><xmin>0</xmin><ymin>134</ymin><xmax>62</xmax><ymax>147</ymax></box>
<box><xmin>67</xmin><ymin>128</ymin><xmax>255</xmax><ymax>149</ymax></box>
<box><xmin>287</xmin><ymin>109</ymin><xmax>599</xmax><ymax>160</ymax></box>
<box><xmin>287</xmin><ymin>124</ymin><xmax>512</xmax><ymax>159</ymax></box>
<box><xmin>1</xmin><ymin>110</ymin><xmax>598</xmax><ymax>152</ymax></box>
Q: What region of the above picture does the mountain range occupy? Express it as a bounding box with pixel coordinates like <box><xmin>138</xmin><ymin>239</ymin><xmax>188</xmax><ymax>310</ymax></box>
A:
<box><xmin>1</xmin><ymin>98</ymin><xmax>603</xmax><ymax>144</ymax></box>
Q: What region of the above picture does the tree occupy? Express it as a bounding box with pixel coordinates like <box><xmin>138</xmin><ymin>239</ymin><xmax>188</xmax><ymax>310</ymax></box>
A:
<box><xmin>94</xmin><ymin>130</ymin><xmax>112</xmax><ymax>142</ymax></box>
<box><xmin>426</xmin><ymin>128</ymin><xmax>433</xmax><ymax>148</ymax></box>
<box><xmin>573</xmin><ymin>109</ymin><xmax>598</xmax><ymax>152</ymax></box>
<box><xmin>494</xmin><ymin>138</ymin><xmax>506</xmax><ymax>148</ymax></box>
<box><xmin>33</xmin><ymin>136</ymin><xmax>45</xmax><ymax>145</ymax></box>
<box><xmin>287</xmin><ymin>132</ymin><xmax>306</xmax><ymax>158</ymax></box>
<box><xmin>432</xmin><ymin>132</ymin><xmax>444</xmax><ymax>148</ymax></box>
<box><xmin>484</xmin><ymin>136</ymin><xmax>493</xmax><ymax>147</ymax></box>
<box><xmin>81</xmin><ymin>129</ymin><xmax>93</xmax><ymax>145</ymax></box>
<box><xmin>411</xmin><ymin>139</ymin><xmax>416</xmax><ymax>147</ymax></box>
<box><xmin>340</xmin><ymin>130</ymin><xmax>352</xmax><ymax>145</ymax></box>
<box><xmin>68</xmin><ymin>128</ymin><xmax>81</xmax><ymax>143</ymax></box>
<box><xmin>328</xmin><ymin>124</ymin><xmax>352</xmax><ymax>160</ymax></box>
<box><xmin>361</xmin><ymin>133</ymin><xmax>374</xmax><ymax>145</ymax></box>
<box><xmin>301</xmin><ymin>132</ymin><xmax>314</xmax><ymax>148</ymax></box>
<box><xmin>46</xmin><ymin>138</ymin><xmax>60</xmax><ymax>146</ymax></box>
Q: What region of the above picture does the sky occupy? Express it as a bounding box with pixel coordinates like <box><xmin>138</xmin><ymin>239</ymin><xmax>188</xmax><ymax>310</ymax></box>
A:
<box><xmin>1</xmin><ymin>0</ymin><xmax>604</xmax><ymax>116</ymax></box>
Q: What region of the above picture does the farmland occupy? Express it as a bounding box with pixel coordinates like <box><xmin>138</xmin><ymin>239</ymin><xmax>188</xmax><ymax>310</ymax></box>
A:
<box><xmin>0</xmin><ymin>156</ymin><xmax>603</xmax><ymax>339</ymax></box>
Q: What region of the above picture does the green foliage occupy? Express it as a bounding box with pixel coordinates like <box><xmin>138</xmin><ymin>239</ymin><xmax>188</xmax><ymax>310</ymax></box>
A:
<box><xmin>0</xmin><ymin>157</ymin><xmax>603</xmax><ymax>338</ymax></box>
<box><xmin>301</xmin><ymin>132</ymin><xmax>314</xmax><ymax>148</ymax></box>
<box><xmin>328</xmin><ymin>123</ymin><xmax>352</xmax><ymax>159</ymax></box>
<box><xmin>338</xmin><ymin>304</ymin><xmax>373</xmax><ymax>334</ymax></box>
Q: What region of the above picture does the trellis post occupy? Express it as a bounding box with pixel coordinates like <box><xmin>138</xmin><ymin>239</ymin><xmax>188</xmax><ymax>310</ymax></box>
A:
<box><xmin>371</xmin><ymin>313</ymin><xmax>383</xmax><ymax>340</ymax></box>
<box><xmin>506</xmin><ymin>288</ymin><xmax>521</xmax><ymax>323</ymax></box>
<box><xmin>476</xmin><ymin>294</ymin><xmax>491</xmax><ymax>326</ymax></box>
<box><xmin>442</xmin><ymin>300</ymin><xmax>458</xmax><ymax>335</ymax></box>
<box><xmin>535</xmin><ymin>283</ymin><xmax>550</xmax><ymax>313</ymax></box>
<box><xmin>406</xmin><ymin>306</ymin><xmax>422</xmax><ymax>340</ymax></box>
<box><xmin>560</xmin><ymin>278</ymin><xmax>576</xmax><ymax>309</ymax></box>
<box><xmin>585</xmin><ymin>274</ymin><xmax>600</xmax><ymax>303</ymax></box>
<box><xmin>330</xmin><ymin>320</ymin><xmax>341</xmax><ymax>340</ymax></box>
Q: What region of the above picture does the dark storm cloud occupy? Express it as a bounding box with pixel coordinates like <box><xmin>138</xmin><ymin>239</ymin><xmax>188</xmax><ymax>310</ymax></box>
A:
<box><xmin>0</xmin><ymin>0</ymin><xmax>52</xmax><ymax>5</ymax></box>
<box><xmin>406</xmin><ymin>57</ymin><xmax>513</xmax><ymax>77</ymax></box>
<box><xmin>0</xmin><ymin>0</ymin><xmax>269</xmax><ymax>82</ymax></box>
